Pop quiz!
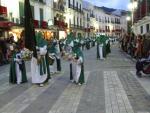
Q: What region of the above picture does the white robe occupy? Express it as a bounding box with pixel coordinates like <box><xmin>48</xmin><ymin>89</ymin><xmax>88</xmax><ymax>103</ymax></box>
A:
<box><xmin>72</xmin><ymin>57</ymin><xmax>83</xmax><ymax>83</ymax></box>
<box><xmin>31</xmin><ymin>46</ymin><xmax>48</xmax><ymax>84</ymax></box>
<box><xmin>99</xmin><ymin>44</ymin><xmax>104</xmax><ymax>59</ymax></box>
<box><xmin>31</xmin><ymin>57</ymin><xmax>48</xmax><ymax>84</ymax></box>
<box><xmin>15</xmin><ymin>58</ymin><xmax>22</xmax><ymax>84</ymax></box>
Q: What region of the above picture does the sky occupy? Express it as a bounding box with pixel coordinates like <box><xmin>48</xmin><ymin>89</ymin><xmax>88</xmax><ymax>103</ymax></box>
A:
<box><xmin>84</xmin><ymin>0</ymin><xmax>130</xmax><ymax>10</ymax></box>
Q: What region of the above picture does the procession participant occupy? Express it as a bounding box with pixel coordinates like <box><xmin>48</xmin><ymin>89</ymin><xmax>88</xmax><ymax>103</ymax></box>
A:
<box><xmin>101</xmin><ymin>35</ymin><xmax>107</xmax><ymax>58</ymax></box>
<box><xmin>81</xmin><ymin>38</ymin><xmax>85</xmax><ymax>50</ymax></box>
<box><xmin>31</xmin><ymin>32</ymin><xmax>50</xmax><ymax>87</ymax></box>
<box><xmin>65</xmin><ymin>32</ymin><xmax>75</xmax><ymax>81</ymax></box>
<box><xmin>93</xmin><ymin>37</ymin><xmax>96</xmax><ymax>47</ymax></box>
<box><xmin>77</xmin><ymin>33</ymin><xmax>82</xmax><ymax>50</ymax></box>
<box><xmin>106</xmin><ymin>36</ymin><xmax>111</xmax><ymax>54</ymax></box>
<box><xmin>54</xmin><ymin>39</ymin><xmax>61</xmax><ymax>72</ymax></box>
<box><xmin>47</xmin><ymin>40</ymin><xmax>56</xmax><ymax>74</ymax></box>
<box><xmin>48</xmin><ymin>38</ymin><xmax>61</xmax><ymax>73</ymax></box>
<box><xmin>72</xmin><ymin>40</ymin><xmax>85</xmax><ymax>85</ymax></box>
<box><xmin>9</xmin><ymin>45</ymin><xmax>27</xmax><ymax>84</ymax></box>
<box><xmin>59</xmin><ymin>39</ymin><xmax>65</xmax><ymax>52</ymax></box>
<box><xmin>96</xmin><ymin>36</ymin><xmax>100</xmax><ymax>59</ymax></box>
<box><xmin>85</xmin><ymin>38</ymin><xmax>90</xmax><ymax>50</ymax></box>
<box><xmin>96</xmin><ymin>35</ymin><xmax>104</xmax><ymax>60</ymax></box>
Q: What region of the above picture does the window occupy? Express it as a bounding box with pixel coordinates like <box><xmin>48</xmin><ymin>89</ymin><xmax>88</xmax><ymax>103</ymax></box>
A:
<box><xmin>76</xmin><ymin>2</ymin><xmax>78</xmax><ymax>9</ymax></box>
<box><xmin>87</xmin><ymin>13</ymin><xmax>89</xmax><ymax>19</ymax></box>
<box><xmin>73</xmin><ymin>0</ymin><xmax>75</xmax><ymax>8</ymax></box>
<box><xmin>74</xmin><ymin>16</ymin><xmax>75</xmax><ymax>25</ymax></box>
<box><xmin>77</xmin><ymin>17</ymin><xmax>79</xmax><ymax>26</ymax></box>
<box><xmin>146</xmin><ymin>24</ymin><xmax>149</xmax><ymax>32</ymax></box>
<box><xmin>39</xmin><ymin>0</ymin><xmax>43</xmax><ymax>3</ymax></box>
<box><xmin>105</xmin><ymin>26</ymin><xmax>107</xmax><ymax>31</ymax></box>
<box><xmin>69</xmin><ymin>19</ymin><xmax>71</xmax><ymax>27</ymax></box>
<box><xmin>31</xmin><ymin>5</ymin><xmax>34</xmax><ymax>19</ymax></box>
<box><xmin>87</xmin><ymin>23</ymin><xmax>89</xmax><ymax>27</ymax></box>
<box><xmin>68</xmin><ymin>0</ymin><xmax>70</xmax><ymax>7</ymax></box>
<box><xmin>19</xmin><ymin>2</ymin><xmax>24</xmax><ymax>17</ymax></box>
<box><xmin>80</xmin><ymin>4</ymin><xmax>81</xmax><ymax>10</ymax></box>
<box><xmin>40</xmin><ymin>8</ymin><xmax>43</xmax><ymax>21</ymax></box>
<box><xmin>105</xmin><ymin>17</ymin><xmax>107</xmax><ymax>23</ymax></box>
<box><xmin>80</xmin><ymin>18</ymin><xmax>82</xmax><ymax>26</ymax></box>
<box><xmin>140</xmin><ymin>26</ymin><xmax>143</xmax><ymax>34</ymax></box>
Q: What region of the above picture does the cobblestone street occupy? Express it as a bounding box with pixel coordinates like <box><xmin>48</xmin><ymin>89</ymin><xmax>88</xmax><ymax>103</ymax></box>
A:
<box><xmin>0</xmin><ymin>44</ymin><xmax>150</xmax><ymax>113</ymax></box>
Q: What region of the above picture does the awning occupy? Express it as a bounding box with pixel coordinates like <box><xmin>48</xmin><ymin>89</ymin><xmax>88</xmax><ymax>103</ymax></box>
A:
<box><xmin>0</xmin><ymin>21</ymin><xmax>15</xmax><ymax>28</ymax></box>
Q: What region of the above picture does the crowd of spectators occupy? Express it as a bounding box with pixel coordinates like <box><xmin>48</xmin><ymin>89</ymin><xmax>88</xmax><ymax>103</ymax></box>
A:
<box><xmin>0</xmin><ymin>35</ymin><xmax>24</xmax><ymax>66</ymax></box>
<box><xmin>120</xmin><ymin>32</ymin><xmax>150</xmax><ymax>60</ymax></box>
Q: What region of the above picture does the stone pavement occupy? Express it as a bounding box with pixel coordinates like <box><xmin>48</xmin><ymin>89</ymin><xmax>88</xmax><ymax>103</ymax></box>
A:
<box><xmin>0</xmin><ymin>44</ymin><xmax>150</xmax><ymax>113</ymax></box>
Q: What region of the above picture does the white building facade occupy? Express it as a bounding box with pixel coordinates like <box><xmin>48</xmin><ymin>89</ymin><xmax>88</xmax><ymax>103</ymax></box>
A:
<box><xmin>0</xmin><ymin>0</ymin><xmax>53</xmax><ymax>40</ymax></box>
<box><xmin>83</xmin><ymin>1</ymin><xmax>128</xmax><ymax>38</ymax></box>
<box><xmin>0</xmin><ymin>0</ymin><xmax>128</xmax><ymax>39</ymax></box>
<box><xmin>65</xmin><ymin>0</ymin><xmax>84</xmax><ymax>37</ymax></box>
<box><xmin>131</xmin><ymin>0</ymin><xmax>150</xmax><ymax>35</ymax></box>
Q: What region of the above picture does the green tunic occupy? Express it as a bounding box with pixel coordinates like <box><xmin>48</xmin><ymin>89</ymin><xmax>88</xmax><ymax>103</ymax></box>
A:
<box><xmin>9</xmin><ymin>52</ymin><xmax>27</xmax><ymax>84</ymax></box>
<box><xmin>73</xmin><ymin>41</ymin><xmax>85</xmax><ymax>84</ymax></box>
<box><xmin>36</xmin><ymin>32</ymin><xmax>51</xmax><ymax>81</ymax></box>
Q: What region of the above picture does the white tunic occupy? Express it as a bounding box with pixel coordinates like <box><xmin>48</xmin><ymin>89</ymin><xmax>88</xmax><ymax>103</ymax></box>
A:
<box><xmin>72</xmin><ymin>57</ymin><xmax>83</xmax><ymax>83</ymax></box>
<box><xmin>31</xmin><ymin>46</ymin><xmax>48</xmax><ymax>84</ymax></box>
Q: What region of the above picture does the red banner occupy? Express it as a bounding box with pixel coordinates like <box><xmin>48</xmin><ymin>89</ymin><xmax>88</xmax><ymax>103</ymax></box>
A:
<box><xmin>41</xmin><ymin>21</ymin><xmax>48</xmax><ymax>28</ymax></box>
<box><xmin>0</xmin><ymin>6</ymin><xmax>7</xmax><ymax>16</ymax></box>
<box><xmin>34</xmin><ymin>20</ymin><xmax>39</xmax><ymax>28</ymax></box>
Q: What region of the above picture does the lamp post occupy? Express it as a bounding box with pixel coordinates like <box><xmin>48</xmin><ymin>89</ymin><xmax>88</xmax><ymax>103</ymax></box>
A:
<box><xmin>128</xmin><ymin>1</ymin><xmax>138</xmax><ymax>25</ymax></box>
<box><xmin>127</xmin><ymin>1</ymin><xmax>137</xmax><ymax>33</ymax></box>
<box><xmin>54</xmin><ymin>0</ymin><xmax>58</xmax><ymax>2</ymax></box>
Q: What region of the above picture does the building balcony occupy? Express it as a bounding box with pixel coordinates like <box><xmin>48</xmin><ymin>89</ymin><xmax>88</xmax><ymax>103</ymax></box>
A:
<box><xmin>40</xmin><ymin>21</ymin><xmax>48</xmax><ymax>29</ymax></box>
<box><xmin>78</xmin><ymin>25</ymin><xmax>84</xmax><ymax>30</ymax></box>
<box><xmin>68</xmin><ymin>4</ymin><xmax>83</xmax><ymax>13</ymax></box>
<box><xmin>70</xmin><ymin>24</ymin><xmax>84</xmax><ymax>30</ymax></box>
<box><xmin>111</xmin><ymin>21</ymin><xmax>114</xmax><ymax>24</ymax></box>
<box><xmin>68</xmin><ymin>4</ymin><xmax>74</xmax><ymax>9</ymax></box>
<box><xmin>99</xmin><ymin>29</ymin><xmax>103</xmax><ymax>32</ymax></box>
<box><xmin>87</xmin><ymin>18</ymin><xmax>90</xmax><ymax>21</ymax></box>
<box><xmin>34</xmin><ymin>0</ymin><xmax>46</xmax><ymax>4</ymax></box>
<box><xmin>0</xmin><ymin>6</ymin><xmax>7</xmax><ymax>16</ymax></box>
<box><xmin>84</xmin><ymin>28</ymin><xmax>90</xmax><ymax>32</ymax></box>
<box><xmin>115</xmin><ymin>22</ymin><xmax>121</xmax><ymax>24</ymax></box>
<box><xmin>90</xmin><ymin>26</ymin><xmax>95</xmax><ymax>30</ymax></box>
<box><xmin>34</xmin><ymin>19</ymin><xmax>39</xmax><ymax>28</ymax></box>
<box><xmin>90</xmin><ymin>14</ymin><xmax>95</xmax><ymax>18</ymax></box>
<box><xmin>75</xmin><ymin>7</ymin><xmax>83</xmax><ymax>13</ymax></box>
<box><xmin>105</xmin><ymin>29</ymin><xmax>110</xmax><ymax>32</ymax></box>
<box><xmin>115</xmin><ymin>29</ymin><xmax>122</xmax><ymax>32</ymax></box>
<box><xmin>54</xmin><ymin>19</ymin><xmax>67</xmax><ymax>29</ymax></box>
<box><xmin>53</xmin><ymin>2</ymin><xmax>65</xmax><ymax>12</ymax></box>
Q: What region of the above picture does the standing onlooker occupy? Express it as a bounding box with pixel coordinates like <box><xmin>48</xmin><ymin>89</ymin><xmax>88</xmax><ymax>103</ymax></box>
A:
<box><xmin>134</xmin><ymin>35</ymin><xmax>143</xmax><ymax>59</ymax></box>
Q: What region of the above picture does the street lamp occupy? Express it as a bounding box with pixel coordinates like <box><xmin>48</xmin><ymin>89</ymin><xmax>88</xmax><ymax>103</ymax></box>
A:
<box><xmin>128</xmin><ymin>1</ymin><xmax>137</xmax><ymax>11</ymax></box>
<box><xmin>54</xmin><ymin>0</ymin><xmax>58</xmax><ymax>2</ymax></box>
<box><xmin>127</xmin><ymin>1</ymin><xmax>138</xmax><ymax>32</ymax></box>
<box><xmin>126</xmin><ymin>16</ymin><xmax>131</xmax><ymax>21</ymax></box>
